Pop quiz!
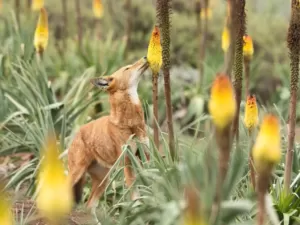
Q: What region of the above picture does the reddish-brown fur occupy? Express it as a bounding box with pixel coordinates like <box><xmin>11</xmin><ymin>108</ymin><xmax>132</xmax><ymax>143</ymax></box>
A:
<box><xmin>68</xmin><ymin>57</ymin><xmax>149</xmax><ymax>208</ymax></box>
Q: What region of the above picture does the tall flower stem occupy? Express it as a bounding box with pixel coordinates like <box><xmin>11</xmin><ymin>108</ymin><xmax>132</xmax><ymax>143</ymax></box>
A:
<box><xmin>198</xmin><ymin>0</ymin><xmax>209</xmax><ymax>87</ymax></box>
<box><xmin>284</xmin><ymin>0</ymin><xmax>300</xmax><ymax>192</ymax></box>
<box><xmin>157</xmin><ymin>0</ymin><xmax>175</xmax><ymax>161</ymax></box>
<box><xmin>223</xmin><ymin>0</ymin><xmax>236</xmax><ymax>77</ymax></box>
<box><xmin>62</xmin><ymin>0</ymin><xmax>68</xmax><ymax>48</ymax></box>
<box><xmin>75</xmin><ymin>0</ymin><xmax>82</xmax><ymax>52</ymax></box>
<box><xmin>244</xmin><ymin>58</ymin><xmax>250</xmax><ymax>96</ymax></box>
<box><xmin>147</xmin><ymin>25</ymin><xmax>162</xmax><ymax>152</ymax></box>
<box><xmin>124</xmin><ymin>0</ymin><xmax>132</xmax><ymax>56</ymax></box>
<box><xmin>232</xmin><ymin>0</ymin><xmax>246</xmax><ymax>141</ymax></box>
<box><xmin>27</xmin><ymin>0</ymin><xmax>31</xmax><ymax>18</ymax></box>
<box><xmin>15</xmin><ymin>0</ymin><xmax>20</xmax><ymax>27</ymax></box>
<box><xmin>208</xmin><ymin>74</ymin><xmax>236</xmax><ymax>223</ymax></box>
<box><xmin>152</xmin><ymin>74</ymin><xmax>159</xmax><ymax>150</ymax></box>
<box><xmin>257</xmin><ymin>171</ymin><xmax>270</xmax><ymax>225</ymax></box>
<box><xmin>248</xmin><ymin>130</ymin><xmax>256</xmax><ymax>189</ymax></box>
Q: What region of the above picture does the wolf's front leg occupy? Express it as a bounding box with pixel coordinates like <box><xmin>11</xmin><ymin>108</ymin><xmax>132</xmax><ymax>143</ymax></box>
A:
<box><xmin>123</xmin><ymin>155</ymin><xmax>140</xmax><ymax>201</ymax></box>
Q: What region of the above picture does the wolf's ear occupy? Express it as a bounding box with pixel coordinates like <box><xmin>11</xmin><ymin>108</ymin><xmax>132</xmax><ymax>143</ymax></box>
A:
<box><xmin>91</xmin><ymin>76</ymin><xmax>114</xmax><ymax>91</ymax></box>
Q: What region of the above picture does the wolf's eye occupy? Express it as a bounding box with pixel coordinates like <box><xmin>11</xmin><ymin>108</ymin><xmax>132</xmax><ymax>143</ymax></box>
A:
<box><xmin>125</xmin><ymin>67</ymin><xmax>130</xmax><ymax>71</ymax></box>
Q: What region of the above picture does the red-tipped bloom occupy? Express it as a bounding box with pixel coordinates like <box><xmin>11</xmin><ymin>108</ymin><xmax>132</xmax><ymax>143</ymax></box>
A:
<box><xmin>243</xmin><ymin>95</ymin><xmax>259</xmax><ymax>131</ymax></box>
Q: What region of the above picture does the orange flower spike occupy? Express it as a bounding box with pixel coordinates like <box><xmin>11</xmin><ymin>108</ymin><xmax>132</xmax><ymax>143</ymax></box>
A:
<box><xmin>32</xmin><ymin>0</ymin><xmax>44</xmax><ymax>11</ymax></box>
<box><xmin>252</xmin><ymin>114</ymin><xmax>281</xmax><ymax>172</ymax></box>
<box><xmin>243</xmin><ymin>95</ymin><xmax>259</xmax><ymax>131</ymax></box>
<box><xmin>93</xmin><ymin>0</ymin><xmax>104</xmax><ymax>19</ymax></box>
<box><xmin>243</xmin><ymin>35</ymin><xmax>254</xmax><ymax>59</ymax></box>
<box><xmin>222</xmin><ymin>26</ymin><xmax>230</xmax><ymax>53</ymax></box>
<box><xmin>147</xmin><ymin>26</ymin><xmax>162</xmax><ymax>75</ymax></box>
<box><xmin>208</xmin><ymin>74</ymin><xmax>236</xmax><ymax>130</ymax></box>
<box><xmin>34</xmin><ymin>8</ymin><xmax>49</xmax><ymax>54</ymax></box>
<box><xmin>200</xmin><ymin>8</ymin><xmax>212</xmax><ymax>20</ymax></box>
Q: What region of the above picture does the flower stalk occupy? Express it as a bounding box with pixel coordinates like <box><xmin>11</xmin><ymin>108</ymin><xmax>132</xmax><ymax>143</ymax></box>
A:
<box><xmin>198</xmin><ymin>0</ymin><xmax>209</xmax><ymax>87</ymax></box>
<box><xmin>184</xmin><ymin>186</ymin><xmax>206</xmax><ymax>225</ymax></box>
<box><xmin>157</xmin><ymin>0</ymin><xmax>176</xmax><ymax>160</ymax></box>
<box><xmin>243</xmin><ymin>35</ymin><xmax>254</xmax><ymax>96</ymax></box>
<box><xmin>243</xmin><ymin>95</ymin><xmax>258</xmax><ymax>189</ymax></box>
<box><xmin>147</xmin><ymin>25</ymin><xmax>162</xmax><ymax>150</ymax></box>
<box><xmin>61</xmin><ymin>0</ymin><xmax>68</xmax><ymax>48</ymax></box>
<box><xmin>93</xmin><ymin>0</ymin><xmax>103</xmax><ymax>39</ymax></box>
<box><xmin>34</xmin><ymin>7</ymin><xmax>49</xmax><ymax>60</ymax></box>
<box><xmin>223</xmin><ymin>0</ymin><xmax>236</xmax><ymax>77</ymax></box>
<box><xmin>253</xmin><ymin>114</ymin><xmax>281</xmax><ymax>225</ymax></box>
<box><xmin>124</xmin><ymin>0</ymin><xmax>132</xmax><ymax>56</ymax></box>
<box><xmin>75</xmin><ymin>0</ymin><xmax>83</xmax><ymax>52</ymax></box>
<box><xmin>15</xmin><ymin>0</ymin><xmax>20</xmax><ymax>27</ymax></box>
<box><xmin>208</xmin><ymin>73</ymin><xmax>236</xmax><ymax>221</ymax></box>
<box><xmin>232</xmin><ymin>0</ymin><xmax>246</xmax><ymax>141</ymax></box>
<box><xmin>284</xmin><ymin>0</ymin><xmax>300</xmax><ymax>193</ymax></box>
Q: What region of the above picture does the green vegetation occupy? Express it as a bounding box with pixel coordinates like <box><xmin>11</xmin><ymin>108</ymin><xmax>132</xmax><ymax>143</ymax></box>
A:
<box><xmin>0</xmin><ymin>0</ymin><xmax>299</xmax><ymax>224</ymax></box>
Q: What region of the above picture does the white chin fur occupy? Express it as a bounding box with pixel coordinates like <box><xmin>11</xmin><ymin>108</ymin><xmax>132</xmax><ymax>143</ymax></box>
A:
<box><xmin>128</xmin><ymin>70</ymin><xmax>141</xmax><ymax>104</ymax></box>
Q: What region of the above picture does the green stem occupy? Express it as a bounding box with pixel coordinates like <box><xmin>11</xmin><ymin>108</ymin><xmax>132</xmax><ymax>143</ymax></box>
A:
<box><xmin>244</xmin><ymin>58</ymin><xmax>251</xmax><ymax>97</ymax></box>
<box><xmin>75</xmin><ymin>0</ymin><xmax>82</xmax><ymax>52</ymax></box>
<box><xmin>223</xmin><ymin>0</ymin><xmax>236</xmax><ymax>77</ymax></box>
<box><xmin>152</xmin><ymin>74</ymin><xmax>159</xmax><ymax>150</ymax></box>
<box><xmin>199</xmin><ymin>0</ymin><xmax>209</xmax><ymax>88</ymax></box>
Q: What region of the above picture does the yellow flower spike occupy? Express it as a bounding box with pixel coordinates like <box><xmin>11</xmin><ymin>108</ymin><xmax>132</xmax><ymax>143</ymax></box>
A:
<box><xmin>200</xmin><ymin>8</ymin><xmax>212</xmax><ymax>20</ymax></box>
<box><xmin>243</xmin><ymin>95</ymin><xmax>259</xmax><ymax>132</ymax></box>
<box><xmin>93</xmin><ymin>0</ymin><xmax>104</xmax><ymax>19</ymax></box>
<box><xmin>252</xmin><ymin>114</ymin><xmax>281</xmax><ymax>173</ymax></box>
<box><xmin>36</xmin><ymin>134</ymin><xmax>73</xmax><ymax>223</ymax></box>
<box><xmin>32</xmin><ymin>0</ymin><xmax>44</xmax><ymax>11</ymax></box>
<box><xmin>147</xmin><ymin>26</ymin><xmax>162</xmax><ymax>75</ymax></box>
<box><xmin>209</xmin><ymin>73</ymin><xmax>236</xmax><ymax>130</ymax></box>
<box><xmin>222</xmin><ymin>26</ymin><xmax>230</xmax><ymax>53</ymax></box>
<box><xmin>34</xmin><ymin>7</ymin><xmax>49</xmax><ymax>54</ymax></box>
<box><xmin>243</xmin><ymin>35</ymin><xmax>254</xmax><ymax>59</ymax></box>
<box><xmin>183</xmin><ymin>187</ymin><xmax>207</xmax><ymax>225</ymax></box>
<box><xmin>0</xmin><ymin>183</ymin><xmax>14</xmax><ymax>225</ymax></box>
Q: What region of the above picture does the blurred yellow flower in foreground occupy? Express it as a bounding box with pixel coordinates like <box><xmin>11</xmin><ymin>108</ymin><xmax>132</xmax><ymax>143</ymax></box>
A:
<box><xmin>243</xmin><ymin>95</ymin><xmax>258</xmax><ymax>131</ymax></box>
<box><xmin>253</xmin><ymin>114</ymin><xmax>281</xmax><ymax>172</ymax></box>
<box><xmin>93</xmin><ymin>0</ymin><xmax>104</xmax><ymax>19</ymax></box>
<box><xmin>243</xmin><ymin>35</ymin><xmax>254</xmax><ymax>59</ymax></box>
<box><xmin>183</xmin><ymin>187</ymin><xmax>207</xmax><ymax>225</ymax></box>
<box><xmin>34</xmin><ymin>8</ymin><xmax>49</xmax><ymax>54</ymax></box>
<box><xmin>32</xmin><ymin>0</ymin><xmax>44</xmax><ymax>11</ymax></box>
<box><xmin>0</xmin><ymin>183</ymin><xmax>13</xmax><ymax>225</ymax></box>
<box><xmin>36</xmin><ymin>134</ymin><xmax>73</xmax><ymax>223</ymax></box>
<box><xmin>209</xmin><ymin>73</ymin><xmax>236</xmax><ymax>130</ymax></box>
<box><xmin>147</xmin><ymin>26</ymin><xmax>162</xmax><ymax>75</ymax></box>
<box><xmin>222</xmin><ymin>26</ymin><xmax>230</xmax><ymax>53</ymax></box>
<box><xmin>200</xmin><ymin>8</ymin><xmax>212</xmax><ymax>20</ymax></box>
